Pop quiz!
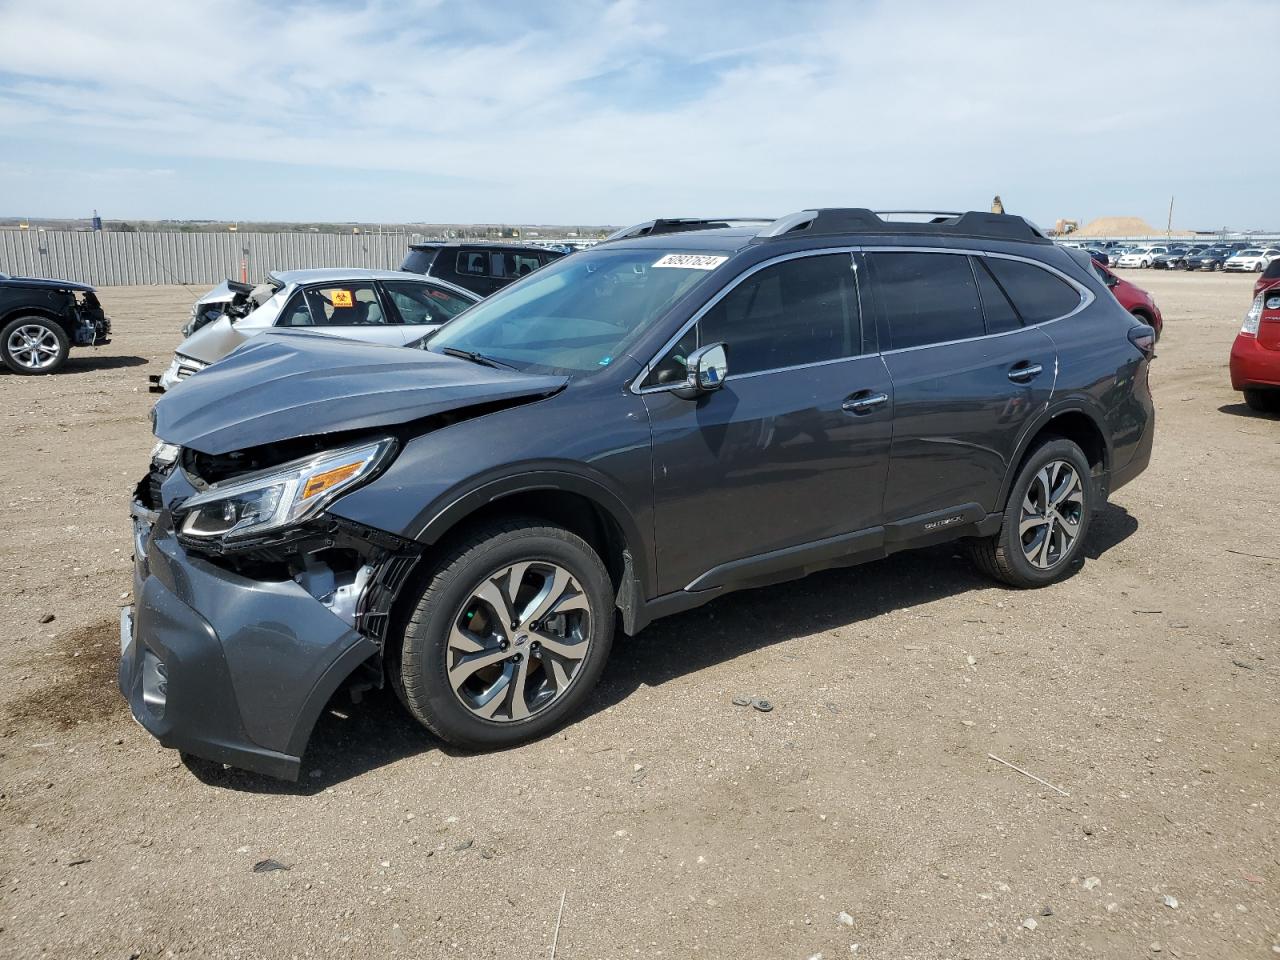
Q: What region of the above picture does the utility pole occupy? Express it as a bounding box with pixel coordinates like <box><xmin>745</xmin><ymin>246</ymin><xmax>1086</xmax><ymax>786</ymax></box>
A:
<box><xmin>1166</xmin><ymin>196</ymin><xmax>1174</xmax><ymax>238</ymax></box>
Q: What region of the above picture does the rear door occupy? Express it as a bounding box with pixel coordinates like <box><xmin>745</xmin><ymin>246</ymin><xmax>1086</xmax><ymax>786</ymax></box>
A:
<box><xmin>867</xmin><ymin>250</ymin><xmax>1060</xmax><ymax>526</ymax></box>
<box><xmin>641</xmin><ymin>251</ymin><xmax>893</xmax><ymax>595</ymax></box>
<box><xmin>380</xmin><ymin>279</ymin><xmax>476</xmax><ymax>335</ymax></box>
<box><xmin>277</xmin><ymin>281</ymin><xmax>410</xmax><ymax>346</ymax></box>
<box><xmin>453</xmin><ymin>248</ymin><xmax>500</xmax><ymax>296</ymax></box>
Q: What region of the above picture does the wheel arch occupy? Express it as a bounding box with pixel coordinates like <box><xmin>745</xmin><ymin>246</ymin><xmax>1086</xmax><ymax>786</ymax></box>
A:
<box><xmin>0</xmin><ymin>304</ymin><xmax>72</xmax><ymax>334</ymax></box>
<box><xmin>998</xmin><ymin>402</ymin><xmax>1112</xmax><ymax>510</ymax></box>
<box><xmin>414</xmin><ymin>470</ymin><xmax>653</xmax><ymax>632</ymax></box>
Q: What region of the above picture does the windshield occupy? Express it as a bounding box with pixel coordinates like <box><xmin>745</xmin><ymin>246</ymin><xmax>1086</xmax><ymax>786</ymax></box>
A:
<box><xmin>1239</xmin><ymin>249</ymin><xmax>1263</xmax><ymax>256</ymax></box>
<box><xmin>418</xmin><ymin>246</ymin><xmax>730</xmax><ymax>374</ymax></box>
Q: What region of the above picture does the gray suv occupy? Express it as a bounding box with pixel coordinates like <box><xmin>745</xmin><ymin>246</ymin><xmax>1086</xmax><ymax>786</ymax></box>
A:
<box><xmin>121</xmin><ymin>208</ymin><xmax>1156</xmax><ymax>779</ymax></box>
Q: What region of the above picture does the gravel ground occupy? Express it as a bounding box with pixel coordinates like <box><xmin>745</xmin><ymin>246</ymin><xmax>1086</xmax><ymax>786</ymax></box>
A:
<box><xmin>0</xmin><ymin>272</ymin><xmax>1277</xmax><ymax>960</ymax></box>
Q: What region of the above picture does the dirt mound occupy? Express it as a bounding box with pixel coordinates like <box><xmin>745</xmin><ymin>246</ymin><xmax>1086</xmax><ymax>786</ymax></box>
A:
<box><xmin>1073</xmin><ymin>215</ymin><xmax>1162</xmax><ymax>237</ymax></box>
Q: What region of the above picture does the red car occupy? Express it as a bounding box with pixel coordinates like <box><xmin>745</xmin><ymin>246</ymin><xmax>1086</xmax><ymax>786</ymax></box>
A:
<box><xmin>1092</xmin><ymin>260</ymin><xmax>1164</xmax><ymax>339</ymax></box>
<box><xmin>1231</xmin><ymin>288</ymin><xmax>1280</xmax><ymax>413</ymax></box>
<box><xmin>1254</xmin><ymin>258</ymin><xmax>1280</xmax><ymax>297</ymax></box>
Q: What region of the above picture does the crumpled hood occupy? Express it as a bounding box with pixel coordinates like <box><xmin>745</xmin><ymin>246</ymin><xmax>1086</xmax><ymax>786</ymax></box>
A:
<box><xmin>0</xmin><ymin>276</ymin><xmax>95</xmax><ymax>293</ymax></box>
<box><xmin>153</xmin><ymin>331</ymin><xmax>568</xmax><ymax>454</ymax></box>
<box><xmin>176</xmin><ymin>314</ymin><xmax>248</xmax><ymax>365</ymax></box>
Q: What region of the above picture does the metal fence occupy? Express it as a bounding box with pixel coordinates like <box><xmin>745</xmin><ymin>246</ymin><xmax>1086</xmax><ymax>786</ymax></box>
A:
<box><xmin>0</xmin><ymin>230</ymin><xmax>426</xmax><ymax>287</ymax></box>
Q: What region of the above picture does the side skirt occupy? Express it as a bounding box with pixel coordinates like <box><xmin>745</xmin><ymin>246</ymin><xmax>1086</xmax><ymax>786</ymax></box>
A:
<box><xmin>627</xmin><ymin>504</ymin><xmax>1002</xmax><ymax>634</ymax></box>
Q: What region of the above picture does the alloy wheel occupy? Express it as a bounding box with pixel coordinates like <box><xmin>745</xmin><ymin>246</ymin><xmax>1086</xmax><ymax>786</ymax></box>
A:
<box><xmin>6</xmin><ymin>323</ymin><xmax>61</xmax><ymax>371</ymax></box>
<box><xmin>1019</xmin><ymin>459</ymin><xmax>1085</xmax><ymax>570</ymax></box>
<box><xmin>446</xmin><ymin>561</ymin><xmax>593</xmax><ymax>722</ymax></box>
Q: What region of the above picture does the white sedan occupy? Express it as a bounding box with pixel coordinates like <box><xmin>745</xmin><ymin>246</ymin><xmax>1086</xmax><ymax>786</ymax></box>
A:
<box><xmin>1223</xmin><ymin>248</ymin><xmax>1280</xmax><ymax>272</ymax></box>
<box><xmin>153</xmin><ymin>269</ymin><xmax>478</xmax><ymax>392</ymax></box>
<box><xmin>1115</xmin><ymin>246</ymin><xmax>1170</xmax><ymax>269</ymax></box>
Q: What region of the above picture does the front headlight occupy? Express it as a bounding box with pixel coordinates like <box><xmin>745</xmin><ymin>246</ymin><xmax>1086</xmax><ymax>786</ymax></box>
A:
<box><xmin>175</xmin><ymin>437</ymin><xmax>396</xmax><ymax>541</ymax></box>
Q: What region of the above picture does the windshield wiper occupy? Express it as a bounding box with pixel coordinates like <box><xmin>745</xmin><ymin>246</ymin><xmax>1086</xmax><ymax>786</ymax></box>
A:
<box><xmin>439</xmin><ymin>346</ymin><xmax>514</xmax><ymax>370</ymax></box>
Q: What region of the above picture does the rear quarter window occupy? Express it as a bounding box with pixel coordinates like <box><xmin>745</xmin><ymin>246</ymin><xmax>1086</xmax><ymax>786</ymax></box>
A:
<box><xmin>1263</xmin><ymin>259</ymin><xmax>1280</xmax><ymax>280</ymax></box>
<box><xmin>400</xmin><ymin>248</ymin><xmax>438</xmax><ymax>274</ymax></box>
<box><xmin>982</xmin><ymin>257</ymin><xmax>1082</xmax><ymax>324</ymax></box>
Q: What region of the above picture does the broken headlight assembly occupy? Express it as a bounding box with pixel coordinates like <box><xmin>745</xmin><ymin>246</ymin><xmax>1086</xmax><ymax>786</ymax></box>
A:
<box><xmin>174</xmin><ymin>437</ymin><xmax>396</xmax><ymax>543</ymax></box>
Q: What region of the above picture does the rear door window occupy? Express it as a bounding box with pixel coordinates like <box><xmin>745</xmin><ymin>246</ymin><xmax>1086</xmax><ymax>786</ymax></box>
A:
<box><xmin>300</xmin><ymin>283</ymin><xmax>386</xmax><ymax>326</ymax></box>
<box><xmin>982</xmin><ymin>258</ymin><xmax>1082</xmax><ymax>324</ymax></box>
<box><xmin>382</xmin><ymin>280</ymin><xmax>473</xmax><ymax>325</ymax></box>
<box><xmin>972</xmin><ymin>258</ymin><xmax>1021</xmax><ymax>334</ymax></box>
<box><xmin>869</xmin><ymin>252</ymin><xmax>984</xmax><ymax>350</ymax></box>
<box><xmin>456</xmin><ymin>250</ymin><xmax>491</xmax><ymax>277</ymax></box>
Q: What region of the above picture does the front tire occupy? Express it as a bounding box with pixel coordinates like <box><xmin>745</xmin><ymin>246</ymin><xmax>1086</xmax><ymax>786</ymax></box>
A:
<box><xmin>397</xmin><ymin>517</ymin><xmax>615</xmax><ymax>750</ymax></box>
<box><xmin>967</xmin><ymin>437</ymin><xmax>1093</xmax><ymax>588</ymax></box>
<box><xmin>1</xmin><ymin>316</ymin><xmax>69</xmax><ymax>374</ymax></box>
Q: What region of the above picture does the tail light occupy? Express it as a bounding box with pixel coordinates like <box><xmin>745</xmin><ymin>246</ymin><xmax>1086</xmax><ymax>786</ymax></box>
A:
<box><xmin>1241</xmin><ymin>295</ymin><xmax>1262</xmax><ymax>337</ymax></box>
<box><xmin>1128</xmin><ymin>324</ymin><xmax>1156</xmax><ymax>357</ymax></box>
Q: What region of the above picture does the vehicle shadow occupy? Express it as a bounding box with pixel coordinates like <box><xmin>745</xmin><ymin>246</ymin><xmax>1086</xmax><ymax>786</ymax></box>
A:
<box><xmin>1218</xmin><ymin>401</ymin><xmax>1279</xmax><ymax>420</ymax></box>
<box><xmin>0</xmin><ymin>354</ymin><xmax>149</xmax><ymax>375</ymax></box>
<box><xmin>192</xmin><ymin>504</ymin><xmax>1139</xmax><ymax>794</ymax></box>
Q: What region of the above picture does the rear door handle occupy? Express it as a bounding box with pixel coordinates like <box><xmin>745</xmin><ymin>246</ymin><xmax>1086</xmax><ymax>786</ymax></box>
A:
<box><xmin>842</xmin><ymin>391</ymin><xmax>889</xmax><ymax>414</ymax></box>
<box><xmin>1007</xmin><ymin>362</ymin><xmax>1044</xmax><ymax>383</ymax></box>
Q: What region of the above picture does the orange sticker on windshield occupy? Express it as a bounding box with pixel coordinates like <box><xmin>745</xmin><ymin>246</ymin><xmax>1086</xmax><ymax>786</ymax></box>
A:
<box><xmin>331</xmin><ymin>289</ymin><xmax>353</xmax><ymax>308</ymax></box>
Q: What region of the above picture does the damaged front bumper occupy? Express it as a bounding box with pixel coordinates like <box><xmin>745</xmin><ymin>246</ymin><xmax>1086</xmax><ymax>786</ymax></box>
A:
<box><xmin>76</xmin><ymin>293</ymin><xmax>111</xmax><ymax>347</ymax></box>
<box><xmin>119</xmin><ymin>483</ymin><xmax>410</xmax><ymax>779</ymax></box>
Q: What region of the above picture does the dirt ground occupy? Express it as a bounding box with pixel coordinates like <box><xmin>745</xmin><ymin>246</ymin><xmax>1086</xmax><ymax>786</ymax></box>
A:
<box><xmin>1</xmin><ymin>272</ymin><xmax>1277</xmax><ymax>960</ymax></box>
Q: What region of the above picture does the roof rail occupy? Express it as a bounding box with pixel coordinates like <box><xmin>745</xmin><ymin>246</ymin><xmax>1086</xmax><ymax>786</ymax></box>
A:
<box><xmin>603</xmin><ymin>217</ymin><xmax>774</xmax><ymax>243</ymax></box>
<box><xmin>754</xmin><ymin>208</ymin><xmax>1050</xmax><ymax>244</ymax></box>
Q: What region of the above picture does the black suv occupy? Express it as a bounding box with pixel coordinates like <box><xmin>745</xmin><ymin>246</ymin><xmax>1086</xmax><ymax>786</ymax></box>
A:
<box><xmin>122</xmin><ymin>209</ymin><xmax>1156</xmax><ymax>779</ymax></box>
<box><xmin>400</xmin><ymin>241</ymin><xmax>564</xmax><ymax>296</ymax></box>
<box><xmin>0</xmin><ymin>273</ymin><xmax>111</xmax><ymax>374</ymax></box>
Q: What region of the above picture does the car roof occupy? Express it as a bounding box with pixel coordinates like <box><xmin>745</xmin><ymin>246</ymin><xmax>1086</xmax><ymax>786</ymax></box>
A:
<box><xmin>269</xmin><ymin>267</ymin><xmax>434</xmax><ymax>284</ymax></box>
<box><xmin>406</xmin><ymin>241</ymin><xmax>558</xmax><ymax>252</ymax></box>
<box><xmin>593</xmin><ymin>226</ymin><xmax>762</xmax><ymax>252</ymax></box>
<box><xmin>265</xmin><ymin>267</ymin><xmax>479</xmax><ymax>301</ymax></box>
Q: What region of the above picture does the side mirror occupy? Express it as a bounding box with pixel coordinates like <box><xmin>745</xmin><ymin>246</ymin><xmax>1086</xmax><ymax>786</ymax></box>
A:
<box><xmin>1105</xmin><ymin>274</ymin><xmax>1119</xmax><ymax>288</ymax></box>
<box><xmin>675</xmin><ymin>342</ymin><xmax>729</xmax><ymax>399</ymax></box>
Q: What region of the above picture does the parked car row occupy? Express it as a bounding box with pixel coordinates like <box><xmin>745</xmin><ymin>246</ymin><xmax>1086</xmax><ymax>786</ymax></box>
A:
<box><xmin>119</xmin><ymin>207</ymin><xmax>1159</xmax><ymax>778</ymax></box>
<box><xmin>1069</xmin><ymin>240</ymin><xmax>1279</xmax><ymax>272</ymax></box>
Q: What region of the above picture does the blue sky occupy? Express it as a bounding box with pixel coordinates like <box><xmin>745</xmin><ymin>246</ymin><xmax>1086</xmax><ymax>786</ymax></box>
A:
<box><xmin>1</xmin><ymin>0</ymin><xmax>1277</xmax><ymax>229</ymax></box>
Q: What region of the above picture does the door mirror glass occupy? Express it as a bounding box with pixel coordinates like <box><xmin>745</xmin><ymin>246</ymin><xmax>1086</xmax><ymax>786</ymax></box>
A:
<box><xmin>676</xmin><ymin>343</ymin><xmax>728</xmax><ymax>398</ymax></box>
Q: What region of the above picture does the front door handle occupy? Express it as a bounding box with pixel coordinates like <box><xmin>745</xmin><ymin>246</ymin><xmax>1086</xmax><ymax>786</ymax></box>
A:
<box><xmin>842</xmin><ymin>391</ymin><xmax>889</xmax><ymax>414</ymax></box>
<box><xmin>1007</xmin><ymin>362</ymin><xmax>1044</xmax><ymax>384</ymax></box>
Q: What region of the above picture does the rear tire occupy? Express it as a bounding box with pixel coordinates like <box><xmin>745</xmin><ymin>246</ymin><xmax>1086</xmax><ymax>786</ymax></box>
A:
<box><xmin>967</xmin><ymin>437</ymin><xmax>1093</xmax><ymax>588</ymax></box>
<box><xmin>1243</xmin><ymin>389</ymin><xmax>1280</xmax><ymax>414</ymax></box>
<box><xmin>1</xmin><ymin>316</ymin><xmax>69</xmax><ymax>375</ymax></box>
<box><xmin>397</xmin><ymin>517</ymin><xmax>614</xmax><ymax>750</ymax></box>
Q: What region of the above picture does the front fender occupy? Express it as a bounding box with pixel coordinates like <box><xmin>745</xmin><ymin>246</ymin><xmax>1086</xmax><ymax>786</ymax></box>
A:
<box><xmin>328</xmin><ymin>382</ymin><xmax>657</xmax><ymax>597</ymax></box>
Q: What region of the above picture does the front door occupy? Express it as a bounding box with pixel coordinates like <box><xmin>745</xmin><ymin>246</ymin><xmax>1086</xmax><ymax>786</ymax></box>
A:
<box><xmin>640</xmin><ymin>252</ymin><xmax>893</xmax><ymax>596</ymax></box>
<box><xmin>865</xmin><ymin>250</ymin><xmax>1059</xmax><ymax>521</ymax></box>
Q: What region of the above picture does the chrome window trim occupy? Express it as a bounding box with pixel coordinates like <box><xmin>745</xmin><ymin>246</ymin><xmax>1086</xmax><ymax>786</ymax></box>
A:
<box><xmin>630</xmin><ymin>246</ymin><xmax>864</xmax><ymax>394</ymax></box>
<box><xmin>629</xmin><ymin>245</ymin><xmax>1093</xmax><ymax>393</ymax></box>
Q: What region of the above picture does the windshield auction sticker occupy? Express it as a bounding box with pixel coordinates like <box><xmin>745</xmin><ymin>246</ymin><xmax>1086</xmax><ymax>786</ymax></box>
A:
<box><xmin>652</xmin><ymin>254</ymin><xmax>728</xmax><ymax>270</ymax></box>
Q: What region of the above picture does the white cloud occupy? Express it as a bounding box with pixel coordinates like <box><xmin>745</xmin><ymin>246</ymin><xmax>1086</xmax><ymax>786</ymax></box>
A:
<box><xmin>0</xmin><ymin>0</ymin><xmax>1276</xmax><ymax>226</ymax></box>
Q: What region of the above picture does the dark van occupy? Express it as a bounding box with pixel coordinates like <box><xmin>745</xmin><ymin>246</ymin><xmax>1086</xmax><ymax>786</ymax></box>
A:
<box><xmin>400</xmin><ymin>241</ymin><xmax>565</xmax><ymax>297</ymax></box>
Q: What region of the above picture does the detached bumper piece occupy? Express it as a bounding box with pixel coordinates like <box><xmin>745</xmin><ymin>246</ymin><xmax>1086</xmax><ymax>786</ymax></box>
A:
<box><xmin>119</xmin><ymin>515</ymin><xmax>377</xmax><ymax>780</ymax></box>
